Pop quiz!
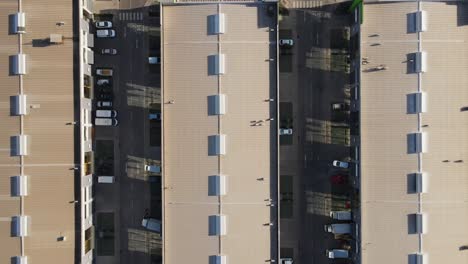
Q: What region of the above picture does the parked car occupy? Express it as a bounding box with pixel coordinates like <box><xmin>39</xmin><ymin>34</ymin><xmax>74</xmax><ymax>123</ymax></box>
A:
<box><xmin>330</xmin><ymin>211</ymin><xmax>352</xmax><ymax>221</ymax></box>
<box><xmin>145</xmin><ymin>165</ymin><xmax>161</xmax><ymax>173</ymax></box>
<box><xmin>96</xmin><ymin>110</ymin><xmax>117</xmax><ymax>118</ymax></box>
<box><xmin>331</xmin><ymin>102</ymin><xmax>349</xmax><ymax>111</ymax></box>
<box><xmin>149</xmin><ymin>113</ymin><xmax>161</xmax><ymax>121</ymax></box>
<box><xmin>96</xmin><ymin>68</ymin><xmax>113</xmax><ymax>76</ymax></box>
<box><xmin>142</xmin><ymin>218</ymin><xmax>161</xmax><ymax>233</ymax></box>
<box><xmin>279</xmin><ymin>128</ymin><xmax>293</xmax><ymax>135</ymax></box>
<box><xmin>332</xmin><ymin>160</ymin><xmax>349</xmax><ymax>169</ymax></box>
<box><xmin>280</xmin><ymin>258</ymin><xmax>293</xmax><ymax>264</ymax></box>
<box><xmin>96</xmin><ymin>79</ymin><xmax>110</xmax><ymax>86</ymax></box>
<box><xmin>279</xmin><ymin>39</ymin><xmax>294</xmax><ymax>46</ymax></box>
<box><xmin>148</xmin><ymin>57</ymin><xmax>160</xmax><ymax>64</ymax></box>
<box><xmin>94</xmin><ymin>118</ymin><xmax>118</xmax><ymax>126</ymax></box>
<box><xmin>96</xmin><ymin>29</ymin><xmax>115</xmax><ymax>38</ymax></box>
<box><xmin>326</xmin><ymin>249</ymin><xmax>349</xmax><ymax>259</ymax></box>
<box><xmin>95</xmin><ymin>21</ymin><xmax>113</xmax><ymax>29</ymax></box>
<box><xmin>97</xmin><ymin>101</ymin><xmax>112</xmax><ymax>108</ymax></box>
<box><xmin>101</xmin><ymin>48</ymin><xmax>117</xmax><ymax>55</ymax></box>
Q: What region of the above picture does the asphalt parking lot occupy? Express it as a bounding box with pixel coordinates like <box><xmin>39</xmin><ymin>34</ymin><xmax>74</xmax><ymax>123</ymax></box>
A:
<box><xmin>278</xmin><ymin>3</ymin><xmax>358</xmax><ymax>264</ymax></box>
<box><xmin>91</xmin><ymin>3</ymin><xmax>162</xmax><ymax>264</ymax></box>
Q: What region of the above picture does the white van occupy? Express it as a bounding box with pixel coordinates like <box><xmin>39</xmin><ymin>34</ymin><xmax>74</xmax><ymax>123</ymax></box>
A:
<box><xmin>94</xmin><ymin>118</ymin><xmax>118</xmax><ymax>126</ymax></box>
<box><xmin>96</xmin><ymin>110</ymin><xmax>117</xmax><ymax>118</ymax></box>
<box><xmin>330</xmin><ymin>211</ymin><xmax>352</xmax><ymax>221</ymax></box>
<box><xmin>98</xmin><ymin>176</ymin><xmax>114</xmax><ymax>183</ymax></box>
<box><xmin>142</xmin><ymin>218</ymin><xmax>161</xmax><ymax>233</ymax></box>
<box><xmin>96</xmin><ymin>29</ymin><xmax>115</xmax><ymax>38</ymax></box>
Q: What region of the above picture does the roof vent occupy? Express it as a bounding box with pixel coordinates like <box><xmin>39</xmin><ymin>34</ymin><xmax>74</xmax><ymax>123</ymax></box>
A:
<box><xmin>208</xmin><ymin>215</ymin><xmax>226</xmax><ymax>236</ymax></box>
<box><xmin>408</xmin><ymin>11</ymin><xmax>427</xmax><ymax>33</ymax></box>
<box><xmin>413</xmin><ymin>51</ymin><xmax>427</xmax><ymax>73</ymax></box>
<box><xmin>208</xmin><ymin>13</ymin><xmax>225</xmax><ymax>34</ymax></box>
<box><xmin>12</xmin><ymin>54</ymin><xmax>27</xmax><ymax>75</ymax></box>
<box><xmin>408</xmin><ymin>253</ymin><xmax>425</xmax><ymax>264</ymax></box>
<box><xmin>409</xmin><ymin>213</ymin><xmax>427</xmax><ymax>234</ymax></box>
<box><xmin>11</xmin><ymin>135</ymin><xmax>29</xmax><ymax>156</ymax></box>
<box><xmin>12</xmin><ymin>95</ymin><xmax>28</xmax><ymax>116</ymax></box>
<box><xmin>208</xmin><ymin>175</ymin><xmax>227</xmax><ymax>196</ymax></box>
<box><xmin>208</xmin><ymin>94</ymin><xmax>226</xmax><ymax>115</ymax></box>
<box><xmin>11</xmin><ymin>176</ymin><xmax>28</xmax><ymax>197</ymax></box>
<box><xmin>13</xmin><ymin>256</ymin><xmax>28</xmax><ymax>264</ymax></box>
<box><xmin>12</xmin><ymin>12</ymin><xmax>26</xmax><ymax>34</ymax></box>
<box><xmin>209</xmin><ymin>255</ymin><xmax>227</xmax><ymax>264</ymax></box>
<box><xmin>407</xmin><ymin>92</ymin><xmax>426</xmax><ymax>114</ymax></box>
<box><xmin>208</xmin><ymin>134</ymin><xmax>226</xmax><ymax>156</ymax></box>
<box><xmin>12</xmin><ymin>216</ymin><xmax>30</xmax><ymax>237</ymax></box>
<box><xmin>407</xmin><ymin>132</ymin><xmax>427</xmax><ymax>154</ymax></box>
<box><xmin>208</xmin><ymin>54</ymin><xmax>225</xmax><ymax>75</ymax></box>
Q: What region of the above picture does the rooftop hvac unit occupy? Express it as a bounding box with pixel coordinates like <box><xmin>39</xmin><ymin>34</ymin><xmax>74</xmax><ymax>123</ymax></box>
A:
<box><xmin>12</xmin><ymin>215</ymin><xmax>30</xmax><ymax>237</ymax></box>
<box><xmin>11</xmin><ymin>176</ymin><xmax>28</xmax><ymax>197</ymax></box>
<box><xmin>209</xmin><ymin>255</ymin><xmax>227</xmax><ymax>264</ymax></box>
<box><xmin>413</xmin><ymin>52</ymin><xmax>427</xmax><ymax>73</ymax></box>
<box><xmin>209</xmin><ymin>13</ymin><xmax>225</xmax><ymax>34</ymax></box>
<box><xmin>408</xmin><ymin>253</ymin><xmax>425</xmax><ymax>264</ymax></box>
<box><xmin>208</xmin><ymin>175</ymin><xmax>227</xmax><ymax>196</ymax></box>
<box><xmin>13</xmin><ymin>256</ymin><xmax>28</xmax><ymax>264</ymax></box>
<box><xmin>406</xmin><ymin>92</ymin><xmax>426</xmax><ymax>114</ymax></box>
<box><xmin>208</xmin><ymin>54</ymin><xmax>225</xmax><ymax>75</ymax></box>
<box><xmin>208</xmin><ymin>94</ymin><xmax>226</xmax><ymax>115</ymax></box>
<box><xmin>409</xmin><ymin>11</ymin><xmax>427</xmax><ymax>33</ymax></box>
<box><xmin>208</xmin><ymin>134</ymin><xmax>226</xmax><ymax>156</ymax></box>
<box><xmin>407</xmin><ymin>132</ymin><xmax>427</xmax><ymax>154</ymax></box>
<box><xmin>209</xmin><ymin>215</ymin><xmax>226</xmax><ymax>236</ymax></box>
<box><xmin>12</xmin><ymin>94</ymin><xmax>28</xmax><ymax>116</ymax></box>
<box><xmin>12</xmin><ymin>54</ymin><xmax>27</xmax><ymax>75</ymax></box>
<box><xmin>12</xmin><ymin>135</ymin><xmax>29</xmax><ymax>156</ymax></box>
<box><xmin>12</xmin><ymin>12</ymin><xmax>26</xmax><ymax>34</ymax></box>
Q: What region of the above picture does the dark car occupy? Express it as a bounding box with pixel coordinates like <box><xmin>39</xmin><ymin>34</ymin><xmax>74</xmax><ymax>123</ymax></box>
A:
<box><xmin>96</xmin><ymin>93</ymin><xmax>113</xmax><ymax>100</ymax></box>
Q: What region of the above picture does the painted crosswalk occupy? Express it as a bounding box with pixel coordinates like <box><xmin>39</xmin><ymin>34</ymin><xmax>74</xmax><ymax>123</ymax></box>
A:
<box><xmin>119</xmin><ymin>12</ymin><xmax>143</xmax><ymax>21</ymax></box>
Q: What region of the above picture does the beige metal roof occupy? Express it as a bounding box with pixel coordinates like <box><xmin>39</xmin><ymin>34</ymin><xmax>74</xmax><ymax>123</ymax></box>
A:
<box><xmin>162</xmin><ymin>3</ymin><xmax>277</xmax><ymax>264</ymax></box>
<box><xmin>361</xmin><ymin>2</ymin><xmax>468</xmax><ymax>264</ymax></box>
<box><xmin>0</xmin><ymin>0</ymin><xmax>76</xmax><ymax>263</ymax></box>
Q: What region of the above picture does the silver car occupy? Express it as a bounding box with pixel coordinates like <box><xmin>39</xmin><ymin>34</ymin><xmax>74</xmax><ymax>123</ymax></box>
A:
<box><xmin>95</xmin><ymin>21</ymin><xmax>113</xmax><ymax>29</ymax></box>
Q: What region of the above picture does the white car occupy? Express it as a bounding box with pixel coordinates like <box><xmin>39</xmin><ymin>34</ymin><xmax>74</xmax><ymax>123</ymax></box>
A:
<box><xmin>95</xmin><ymin>21</ymin><xmax>113</xmax><ymax>29</ymax></box>
<box><xmin>332</xmin><ymin>160</ymin><xmax>349</xmax><ymax>169</ymax></box>
<box><xmin>101</xmin><ymin>48</ymin><xmax>117</xmax><ymax>55</ymax></box>
<box><xmin>96</xmin><ymin>29</ymin><xmax>115</xmax><ymax>38</ymax></box>
<box><xmin>279</xmin><ymin>128</ymin><xmax>293</xmax><ymax>135</ymax></box>
<box><xmin>279</xmin><ymin>39</ymin><xmax>294</xmax><ymax>46</ymax></box>
<box><xmin>96</xmin><ymin>79</ymin><xmax>110</xmax><ymax>86</ymax></box>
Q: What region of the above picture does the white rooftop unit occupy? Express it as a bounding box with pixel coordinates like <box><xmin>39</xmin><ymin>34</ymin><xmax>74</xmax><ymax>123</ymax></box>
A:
<box><xmin>12</xmin><ymin>135</ymin><xmax>29</xmax><ymax>156</ymax></box>
<box><xmin>12</xmin><ymin>216</ymin><xmax>30</xmax><ymax>237</ymax></box>
<box><xmin>208</xmin><ymin>94</ymin><xmax>226</xmax><ymax>115</ymax></box>
<box><xmin>407</xmin><ymin>132</ymin><xmax>427</xmax><ymax>154</ymax></box>
<box><xmin>11</xmin><ymin>176</ymin><xmax>28</xmax><ymax>196</ymax></box>
<box><xmin>12</xmin><ymin>94</ymin><xmax>28</xmax><ymax>116</ymax></box>
<box><xmin>409</xmin><ymin>253</ymin><xmax>426</xmax><ymax>264</ymax></box>
<box><xmin>209</xmin><ymin>255</ymin><xmax>227</xmax><ymax>264</ymax></box>
<box><xmin>209</xmin><ymin>54</ymin><xmax>225</xmax><ymax>75</ymax></box>
<box><xmin>13</xmin><ymin>256</ymin><xmax>28</xmax><ymax>264</ymax></box>
<box><xmin>209</xmin><ymin>13</ymin><xmax>225</xmax><ymax>34</ymax></box>
<box><xmin>208</xmin><ymin>175</ymin><xmax>227</xmax><ymax>196</ymax></box>
<box><xmin>208</xmin><ymin>134</ymin><xmax>226</xmax><ymax>156</ymax></box>
<box><xmin>407</xmin><ymin>92</ymin><xmax>426</xmax><ymax>114</ymax></box>
<box><xmin>208</xmin><ymin>215</ymin><xmax>226</xmax><ymax>236</ymax></box>
<box><xmin>12</xmin><ymin>12</ymin><xmax>26</xmax><ymax>34</ymax></box>
<box><xmin>12</xmin><ymin>54</ymin><xmax>27</xmax><ymax>75</ymax></box>
<box><xmin>408</xmin><ymin>11</ymin><xmax>427</xmax><ymax>33</ymax></box>
<box><xmin>414</xmin><ymin>51</ymin><xmax>427</xmax><ymax>73</ymax></box>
